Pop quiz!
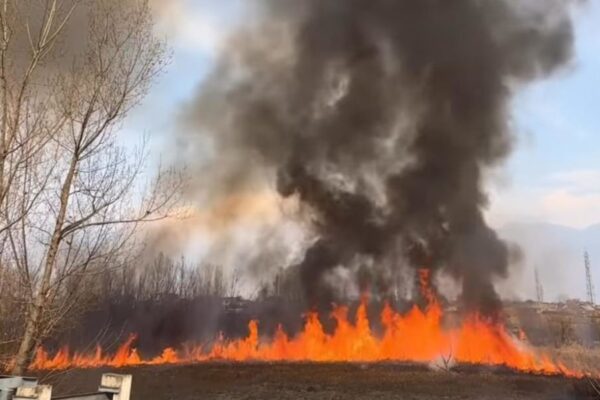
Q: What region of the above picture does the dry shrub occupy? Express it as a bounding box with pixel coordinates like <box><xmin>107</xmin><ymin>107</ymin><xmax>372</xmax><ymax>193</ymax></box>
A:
<box><xmin>541</xmin><ymin>344</ymin><xmax>600</xmax><ymax>374</ymax></box>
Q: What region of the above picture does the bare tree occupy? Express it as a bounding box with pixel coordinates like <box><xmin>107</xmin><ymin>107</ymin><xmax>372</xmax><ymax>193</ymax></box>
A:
<box><xmin>0</xmin><ymin>0</ymin><xmax>80</xmax><ymax>367</ymax></box>
<box><xmin>3</xmin><ymin>0</ymin><xmax>177</xmax><ymax>374</ymax></box>
<box><xmin>0</xmin><ymin>0</ymin><xmax>79</xmax><ymax>240</ymax></box>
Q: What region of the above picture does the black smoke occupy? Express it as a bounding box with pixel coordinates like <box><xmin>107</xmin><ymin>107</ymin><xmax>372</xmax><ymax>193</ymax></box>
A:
<box><xmin>180</xmin><ymin>0</ymin><xmax>577</xmax><ymax>314</ymax></box>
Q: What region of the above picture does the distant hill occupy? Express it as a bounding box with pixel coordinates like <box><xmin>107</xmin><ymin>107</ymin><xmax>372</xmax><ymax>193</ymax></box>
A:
<box><xmin>497</xmin><ymin>222</ymin><xmax>600</xmax><ymax>302</ymax></box>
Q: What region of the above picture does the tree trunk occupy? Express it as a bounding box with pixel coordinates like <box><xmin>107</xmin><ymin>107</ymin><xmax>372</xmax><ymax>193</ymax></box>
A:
<box><xmin>11</xmin><ymin>155</ymin><xmax>78</xmax><ymax>374</ymax></box>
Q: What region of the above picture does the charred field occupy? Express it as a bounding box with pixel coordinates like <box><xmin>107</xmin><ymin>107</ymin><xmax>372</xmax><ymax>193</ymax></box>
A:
<box><xmin>39</xmin><ymin>362</ymin><xmax>599</xmax><ymax>400</ymax></box>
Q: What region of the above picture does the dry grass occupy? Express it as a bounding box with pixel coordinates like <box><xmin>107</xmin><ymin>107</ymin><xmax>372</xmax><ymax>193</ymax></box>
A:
<box><xmin>541</xmin><ymin>344</ymin><xmax>600</xmax><ymax>374</ymax></box>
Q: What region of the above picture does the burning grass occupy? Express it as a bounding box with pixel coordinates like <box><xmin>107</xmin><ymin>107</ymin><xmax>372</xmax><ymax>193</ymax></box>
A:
<box><xmin>27</xmin><ymin>272</ymin><xmax>594</xmax><ymax>378</ymax></box>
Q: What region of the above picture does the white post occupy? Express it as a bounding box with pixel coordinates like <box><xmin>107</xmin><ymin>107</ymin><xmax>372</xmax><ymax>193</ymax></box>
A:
<box><xmin>13</xmin><ymin>385</ymin><xmax>52</xmax><ymax>400</ymax></box>
<box><xmin>99</xmin><ymin>373</ymin><xmax>132</xmax><ymax>400</ymax></box>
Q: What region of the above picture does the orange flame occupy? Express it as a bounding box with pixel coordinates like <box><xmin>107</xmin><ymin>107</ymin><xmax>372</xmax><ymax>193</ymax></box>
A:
<box><xmin>27</xmin><ymin>272</ymin><xmax>588</xmax><ymax>377</ymax></box>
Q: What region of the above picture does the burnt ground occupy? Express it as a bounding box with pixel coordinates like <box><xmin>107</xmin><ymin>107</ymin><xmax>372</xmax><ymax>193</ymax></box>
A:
<box><xmin>35</xmin><ymin>363</ymin><xmax>600</xmax><ymax>400</ymax></box>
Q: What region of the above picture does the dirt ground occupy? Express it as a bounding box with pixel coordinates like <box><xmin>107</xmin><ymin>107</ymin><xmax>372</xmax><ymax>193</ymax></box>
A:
<box><xmin>39</xmin><ymin>363</ymin><xmax>599</xmax><ymax>400</ymax></box>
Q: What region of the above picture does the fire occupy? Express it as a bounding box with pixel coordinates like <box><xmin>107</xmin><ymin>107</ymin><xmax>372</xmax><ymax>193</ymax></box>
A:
<box><xmin>27</xmin><ymin>272</ymin><xmax>587</xmax><ymax>377</ymax></box>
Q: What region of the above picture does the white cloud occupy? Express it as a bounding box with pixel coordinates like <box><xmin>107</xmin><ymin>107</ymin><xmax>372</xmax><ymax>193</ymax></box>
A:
<box><xmin>151</xmin><ymin>0</ymin><xmax>230</xmax><ymax>56</ymax></box>
<box><xmin>539</xmin><ymin>170</ymin><xmax>600</xmax><ymax>227</ymax></box>
<box><xmin>549</xmin><ymin>169</ymin><xmax>600</xmax><ymax>194</ymax></box>
<box><xmin>487</xmin><ymin>169</ymin><xmax>600</xmax><ymax>229</ymax></box>
<box><xmin>540</xmin><ymin>189</ymin><xmax>600</xmax><ymax>228</ymax></box>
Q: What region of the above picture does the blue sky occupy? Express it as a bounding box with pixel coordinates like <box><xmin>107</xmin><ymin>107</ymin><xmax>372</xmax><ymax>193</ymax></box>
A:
<box><xmin>490</xmin><ymin>0</ymin><xmax>600</xmax><ymax>228</ymax></box>
<box><xmin>124</xmin><ymin>0</ymin><xmax>600</xmax><ymax>230</ymax></box>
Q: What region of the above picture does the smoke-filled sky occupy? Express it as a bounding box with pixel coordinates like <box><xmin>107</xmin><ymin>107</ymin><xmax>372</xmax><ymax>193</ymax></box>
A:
<box><xmin>123</xmin><ymin>0</ymin><xmax>600</xmax><ymax>229</ymax></box>
<box><xmin>120</xmin><ymin>0</ymin><xmax>600</xmax><ymax>302</ymax></box>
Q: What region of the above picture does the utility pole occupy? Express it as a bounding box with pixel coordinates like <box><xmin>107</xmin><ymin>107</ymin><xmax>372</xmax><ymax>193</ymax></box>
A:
<box><xmin>585</xmin><ymin>250</ymin><xmax>595</xmax><ymax>305</ymax></box>
<box><xmin>534</xmin><ymin>267</ymin><xmax>544</xmax><ymax>303</ymax></box>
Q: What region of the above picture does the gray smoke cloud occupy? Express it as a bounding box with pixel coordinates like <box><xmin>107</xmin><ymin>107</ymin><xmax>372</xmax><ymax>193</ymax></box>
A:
<box><xmin>178</xmin><ymin>0</ymin><xmax>578</xmax><ymax>314</ymax></box>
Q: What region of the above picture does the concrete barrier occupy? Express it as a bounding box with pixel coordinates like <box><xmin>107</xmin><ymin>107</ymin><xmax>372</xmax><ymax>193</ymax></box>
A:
<box><xmin>0</xmin><ymin>376</ymin><xmax>38</xmax><ymax>400</ymax></box>
<box><xmin>1</xmin><ymin>374</ymin><xmax>132</xmax><ymax>400</ymax></box>
<box><xmin>98</xmin><ymin>374</ymin><xmax>131</xmax><ymax>400</ymax></box>
<box><xmin>13</xmin><ymin>385</ymin><xmax>52</xmax><ymax>400</ymax></box>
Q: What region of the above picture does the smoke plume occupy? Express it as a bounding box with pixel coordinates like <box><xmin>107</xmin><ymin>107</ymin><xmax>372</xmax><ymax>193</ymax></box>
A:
<box><xmin>179</xmin><ymin>0</ymin><xmax>577</xmax><ymax>314</ymax></box>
